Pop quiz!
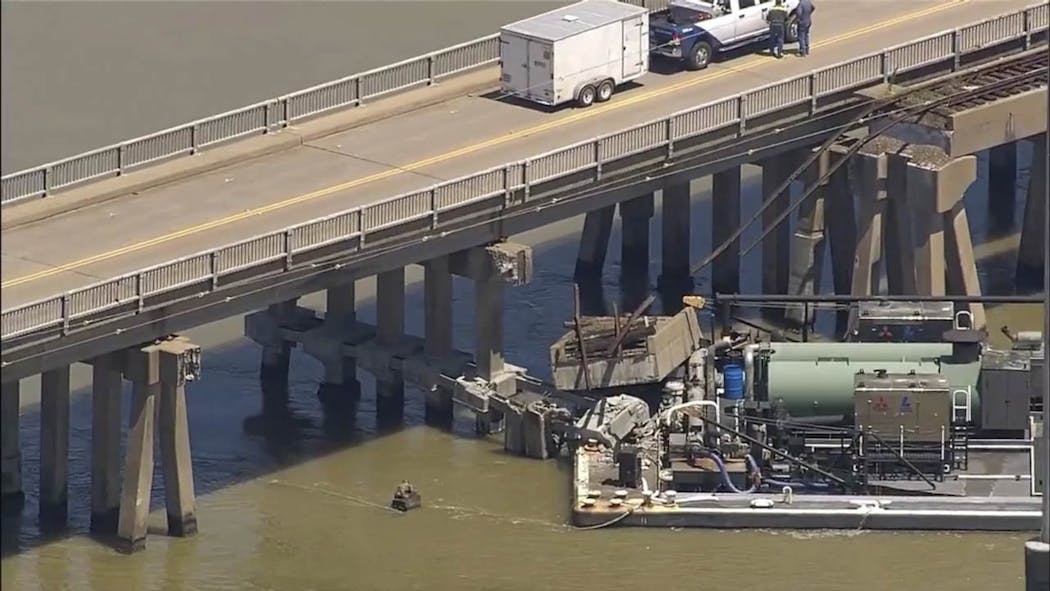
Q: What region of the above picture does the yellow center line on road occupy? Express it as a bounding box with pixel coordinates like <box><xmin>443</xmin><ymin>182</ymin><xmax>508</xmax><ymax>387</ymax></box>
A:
<box><xmin>3</xmin><ymin>0</ymin><xmax>967</xmax><ymax>289</ymax></box>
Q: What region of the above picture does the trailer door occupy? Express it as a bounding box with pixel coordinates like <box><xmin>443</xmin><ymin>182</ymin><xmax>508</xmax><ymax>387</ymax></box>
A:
<box><xmin>621</xmin><ymin>15</ymin><xmax>646</xmax><ymax>78</ymax></box>
<box><xmin>527</xmin><ymin>39</ymin><xmax>553</xmax><ymax>102</ymax></box>
<box><xmin>500</xmin><ymin>32</ymin><xmax>530</xmax><ymax>97</ymax></box>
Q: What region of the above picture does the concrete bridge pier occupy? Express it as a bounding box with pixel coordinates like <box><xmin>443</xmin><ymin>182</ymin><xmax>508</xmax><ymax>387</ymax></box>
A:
<box><xmin>883</xmin><ymin>149</ymin><xmax>917</xmax><ymax>295</ymax></box>
<box><xmin>90</xmin><ymin>353</ymin><xmax>123</xmax><ymax>535</ymax></box>
<box><xmin>906</xmin><ymin>148</ymin><xmax>984</xmax><ymax>328</ymax></box>
<box><xmin>573</xmin><ymin>206</ymin><xmax>615</xmax><ymax>284</ymax></box>
<box><xmin>848</xmin><ymin>148</ymin><xmax>889</xmax><ymax>324</ymax></box>
<box><xmin>1</xmin><ymin>380</ymin><xmax>23</xmax><ymax>515</ymax></box>
<box><xmin>761</xmin><ymin>150</ymin><xmax>807</xmax><ymax>320</ymax></box>
<box><xmin>116</xmin><ymin>337</ymin><xmax>201</xmax><ymax>553</ymax></box>
<box><xmin>39</xmin><ymin>366</ymin><xmax>71</xmax><ymax>529</ymax></box>
<box><xmin>1017</xmin><ymin>134</ymin><xmax>1047</xmax><ymax>291</ymax></box>
<box><xmin>116</xmin><ymin>345</ymin><xmax>159</xmax><ymax>554</ymax></box>
<box><xmin>259</xmin><ymin>299</ymin><xmax>299</xmax><ymax>384</ymax></box>
<box><xmin>157</xmin><ymin>339</ymin><xmax>200</xmax><ymax>538</ymax></box>
<box><xmin>473</xmin><ymin>277</ymin><xmax>505</xmax><ymax>435</ymax></box>
<box><xmin>659</xmin><ymin>182</ymin><xmax>694</xmax><ymax>314</ymax></box>
<box><xmin>312</xmin><ymin>282</ymin><xmax>361</xmax><ymax>412</ymax></box>
<box><xmin>988</xmin><ymin>142</ymin><xmax>1018</xmax><ymax>235</ymax></box>
<box><xmin>423</xmin><ymin>257</ymin><xmax>455</xmax><ymax>428</ymax></box>
<box><xmin>619</xmin><ymin>194</ymin><xmax>654</xmax><ymax>311</ymax></box>
<box><xmin>447</xmin><ymin>242</ymin><xmax>532</xmax><ymax>435</ymax></box>
<box><xmin>823</xmin><ymin>143</ymin><xmax>856</xmax><ymax>302</ymax></box>
<box><xmin>711</xmin><ymin>167</ymin><xmax>741</xmax><ymax>329</ymax></box>
<box><xmin>785</xmin><ymin>150</ymin><xmax>830</xmax><ymax>327</ymax></box>
<box><xmin>376</xmin><ymin>268</ymin><xmax>406</xmax><ymax>429</ymax></box>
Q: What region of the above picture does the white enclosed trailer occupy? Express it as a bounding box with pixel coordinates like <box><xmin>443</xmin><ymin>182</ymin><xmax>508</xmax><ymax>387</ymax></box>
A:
<box><xmin>499</xmin><ymin>0</ymin><xmax>649</xmax><ymax>108</ymax></box>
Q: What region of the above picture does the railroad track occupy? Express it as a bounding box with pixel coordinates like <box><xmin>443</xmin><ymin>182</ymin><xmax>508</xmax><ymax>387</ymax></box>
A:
<box><xmin>898</xmin><ymin>49</ymin><xmax>1048</xmax><ymax>115</ymax></box>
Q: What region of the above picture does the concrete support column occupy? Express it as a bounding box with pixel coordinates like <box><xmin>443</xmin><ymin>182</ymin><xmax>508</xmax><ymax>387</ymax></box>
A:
<box><xmin>988</xmin><ymin>142</ymin><xmax>1018</xmax><ymax>236</ymax></box>
<box><xmin>91</xmin><ymin>353</ymin><xmax>123</xmax><ymax>534</ymax></box>
<box><xmin>574</xmin><ymin>206</ymin><xmax>615</xmax><ymax>283</ymax></box>
<box><xmin>883</xmin><ymin>151</ymin><xmax>917</xmax><ymax>295</ymax></box>
<box><xmin>619</xmin><ymin>194</ymin><xmax>654</xmax><ymax>310</ymax></box>
<box><xmin>158</xmin><ymin>343</ymin><xmax>199</xmax><ymax>538</ymax></box>
<box><xmin>1017</xmin><ymin>135</ymin><xmax>1047</xmax><ymax>290</ymax></box>
<box><xmin>659</xmin><ymin>182</ymin><xmax>693</xmax><ymax>313</ymax></box>
<box><xmin>376</xmin><ymin>268</ymin><xmax>406</xmax><ymax>428</ymax></box>
<box><xmin>786</xmin><ymin>151</ymin><xmax>829</xmax><ymax>327</ymax></box>
<box><xmin>711</xmin><ymin>167</ymin><xmax>741</xmax><ymax>326</ymax></box>
<box><xmin>850</xmin><ymin>150</ymin><xmax>889</xmax><ymax>301</ymax></box>
<box><xmin>260</xmin><ymin>299</ymin><xmax>297</xmax><ymax>383</ymax></box>
<box><xmin>40</xmin><ymin>366</ymin><xmax>71</xmax><ymax>528</ymax></box>
<box><xmin>825</xmin><ymin>150</ymin><xmax>857</xmax><ymax>337</ymax></box>
<box><xmin>760</xmin><ymin>151</ymin><xmax>805</xmax><ymax>316</ymax></box>
<box><xmin>945</xmin><ymin>201</ymin><xmax>987</xmax><ymax>330</ymax></box>
<box><xmin>475</xmin><ymin>278</ymin><xmax>505</xmax><ymax>435</ymax></box>
<box><xmin>824</xmin><ymin>150</ymin><xmax>857</xmax><ymax>297</ymax></box>
<box><xmin>117</xmin><ymin>350</ymin><xmax>160</xmax><ymax>554</ymax></box>
<box><xmin>424</xmin><ymin>257</ymin><xmax>454</xmax><ymax>428</ymax></box>
<box><xmin>1</xmin><ymin>380</ymin><xmax>23</xmax><ymax>514</ymax></box>
<box><xmin>317</xmin><ymin>282</ymin><xmax>360</xmax><ymax>412</ymax></box>
<box><xmin>907</xmin><ymin>150</ymin><xmax>979</xmax><ymax>304</ymax></box>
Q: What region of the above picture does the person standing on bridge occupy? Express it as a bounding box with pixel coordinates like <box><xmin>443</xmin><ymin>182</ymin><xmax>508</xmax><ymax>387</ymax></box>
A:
<box><xmin>796</xmin><ymin>0</ymin><xmax>815</xmax><ymax>57</ymax></box>
<box><xmin>765</xmin><ymin>0</ymin><xmax>789</xmax><ymax>59</ymax></box>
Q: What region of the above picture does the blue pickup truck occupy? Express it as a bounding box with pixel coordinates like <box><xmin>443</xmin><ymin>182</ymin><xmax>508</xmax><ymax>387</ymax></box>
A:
<box><xmin>651</xmin><ymin>0</ymin><xmax>800</xmax><ymax>70</ymax></box>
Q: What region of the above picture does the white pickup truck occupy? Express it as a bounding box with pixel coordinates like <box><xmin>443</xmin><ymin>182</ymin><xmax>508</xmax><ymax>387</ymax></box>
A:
<box><xmin>650</xmin><ymin>0</ymin><xmax>801</xmax><ymax>70</ymax></box>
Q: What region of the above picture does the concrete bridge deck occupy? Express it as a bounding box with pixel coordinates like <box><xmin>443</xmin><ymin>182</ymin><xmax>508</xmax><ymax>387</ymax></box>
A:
<box><xmin>1</xmin><ymin>0</ymin><xmax>1033</xmax><ymax>311</ymax></box>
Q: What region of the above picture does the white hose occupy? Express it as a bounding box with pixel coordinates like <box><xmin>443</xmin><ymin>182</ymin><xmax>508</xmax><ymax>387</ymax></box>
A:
<box><xmin>664</xmin><ymin>400</ymin><xmax>721</xmax><ymax>427</ymax></box>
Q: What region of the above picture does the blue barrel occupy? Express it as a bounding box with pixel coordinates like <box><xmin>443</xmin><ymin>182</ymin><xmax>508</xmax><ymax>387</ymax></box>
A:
<box><xmin>722</xmin><ymin>359</ymin><xmax>745</xmax><ymax>401</ymax></box>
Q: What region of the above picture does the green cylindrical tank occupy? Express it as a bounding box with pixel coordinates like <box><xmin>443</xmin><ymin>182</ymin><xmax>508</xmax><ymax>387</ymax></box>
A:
<box><xmin>760</xmin><ymin>343</ymin><xmax>982</xmax><ymax>419</ymax></box>
<box><xmin>766</xmin><ymin>360</ymin><xmax>942</xmax><ymax>418</ymax></box>
<box><xmin>765</xmin><ymin>342</ymin><xmax>953</xmax><ymax>362</ymax></box>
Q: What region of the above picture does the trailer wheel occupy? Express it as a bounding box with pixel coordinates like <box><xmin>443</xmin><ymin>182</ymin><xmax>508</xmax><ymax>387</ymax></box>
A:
<box><xmin>785</xmin><ymin>14</ymin><xmax>800</xmax><ymax>43</ymax></box>
<box><xmin>576</xmin><ymin>85</ymin><xmax>596</xmax><ymax>108</ymax></box>
<box><xmin>686</xmin><ymin>41</ymin><xmax>712</xmax><ymax>71</ymax></box>
<box><xmin>596</xmin><ymin>79</ymin><xmax>615</xmax><ymax>103</ymax></box>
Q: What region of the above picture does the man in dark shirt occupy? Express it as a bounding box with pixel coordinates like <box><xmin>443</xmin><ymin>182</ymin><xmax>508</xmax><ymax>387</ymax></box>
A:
<box><xmin>765</xmin><ymin>0</ymin><xmax>788</xmax><ymax>59</ymax></box>
<box><xmin>796</xmin><ymin>0</ymin><xmax>816</xmax><ymax>57</ymax></box>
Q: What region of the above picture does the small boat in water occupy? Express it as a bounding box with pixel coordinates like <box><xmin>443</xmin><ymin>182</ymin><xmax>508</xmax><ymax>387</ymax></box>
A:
<box><xmin>391</xmin><ymin>480</ymin><xmax>421</xmax><ymax>512</ymax></box>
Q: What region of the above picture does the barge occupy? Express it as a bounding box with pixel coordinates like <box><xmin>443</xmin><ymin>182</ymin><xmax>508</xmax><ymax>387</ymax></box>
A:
<box><xmin>548</xmin><ymin>298</ymin><xmax>1046</xmax><ymax>531</ymax></box>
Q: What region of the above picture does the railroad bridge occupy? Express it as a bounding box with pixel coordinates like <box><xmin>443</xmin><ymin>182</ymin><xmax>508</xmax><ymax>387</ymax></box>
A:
<box><xmin>1</xmin><ymin>0</ymin><xmax>1047</xmax><ymax>553</ymax></box>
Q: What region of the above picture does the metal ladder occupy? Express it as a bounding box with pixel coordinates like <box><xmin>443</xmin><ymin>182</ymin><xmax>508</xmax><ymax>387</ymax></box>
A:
<box><xmin>952</xmin><ymin>387</ymin><xmax>973</xmax><ymax>424</ymax></box>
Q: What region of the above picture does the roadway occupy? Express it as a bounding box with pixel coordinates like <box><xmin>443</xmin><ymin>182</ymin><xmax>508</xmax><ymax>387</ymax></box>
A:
<box><xmin>0</xmin><ymin>0</ymin><xmax>1032</xmax><ymax>311</ymax></box>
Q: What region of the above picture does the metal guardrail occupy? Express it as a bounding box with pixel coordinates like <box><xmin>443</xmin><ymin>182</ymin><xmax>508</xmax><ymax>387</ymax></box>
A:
<box><xmin>1</xmin><ymin>4</ymin><xmax>1047</xmax><ymax>344</ymax></box>
<box><xmin>0</xmin><ymin>0</ymin><xmax>671</xmax><ymax>206</ymax></box>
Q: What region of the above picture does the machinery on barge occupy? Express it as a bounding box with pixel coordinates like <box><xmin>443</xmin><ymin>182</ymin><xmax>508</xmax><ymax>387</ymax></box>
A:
<box><xmin>548</xmin><ymin>298</ymin><xmax>1045</xmax><ymax>497</ymax></box>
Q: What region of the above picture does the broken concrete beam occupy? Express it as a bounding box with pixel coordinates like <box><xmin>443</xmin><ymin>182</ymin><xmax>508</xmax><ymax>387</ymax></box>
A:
<box><xmin>503</xmin><ymin>407</ymin><xmax>527</xmax><ymax>455</ymax></box>
<box><xmin>523</xmin><ymin>404</ymin><xmax>553</xmax><ymax>460</ymax></box>
<box><xmin>448</xmin><ymin>241</ymin><xmax>533</xmax><ymax>285</ymax></box>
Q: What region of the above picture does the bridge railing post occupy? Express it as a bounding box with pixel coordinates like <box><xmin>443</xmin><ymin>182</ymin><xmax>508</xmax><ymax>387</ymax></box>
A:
<box><xmin>808</xmin><ymin>74</ymin><xmax>817</xmax><ymax>115</ymax></box>
<box><xmin>665</xmin><ymin>118</ymin><xmax>675</xmax><ymax>160</ymax></box>
<box><xmin>951</xmin><ymin>29</ymin><xmax>961</xmax><ymax>71</ymax></box>
<box><xmin>737</xmin><ymin>96</ymin><xmax>747</xmax><ymax>135</ymax></box>
<box><xmin>595</xmin><ymin>140</ymin><xmax>604</xmax><ymax>181</ymax></box>
<box><xmin>1023</xmin><ymin>9</ymin><xmax>1031</xmax><ymax>49</ymax></box>
<box><xmin>430</xmin><ymin>189</ymin><xmax>438</xmax><ymax>230</ymax></box>
<box><xmin>41</xmin><ymin>166</ymin><xmax>51</xmax><ymax>198</ymax></box>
